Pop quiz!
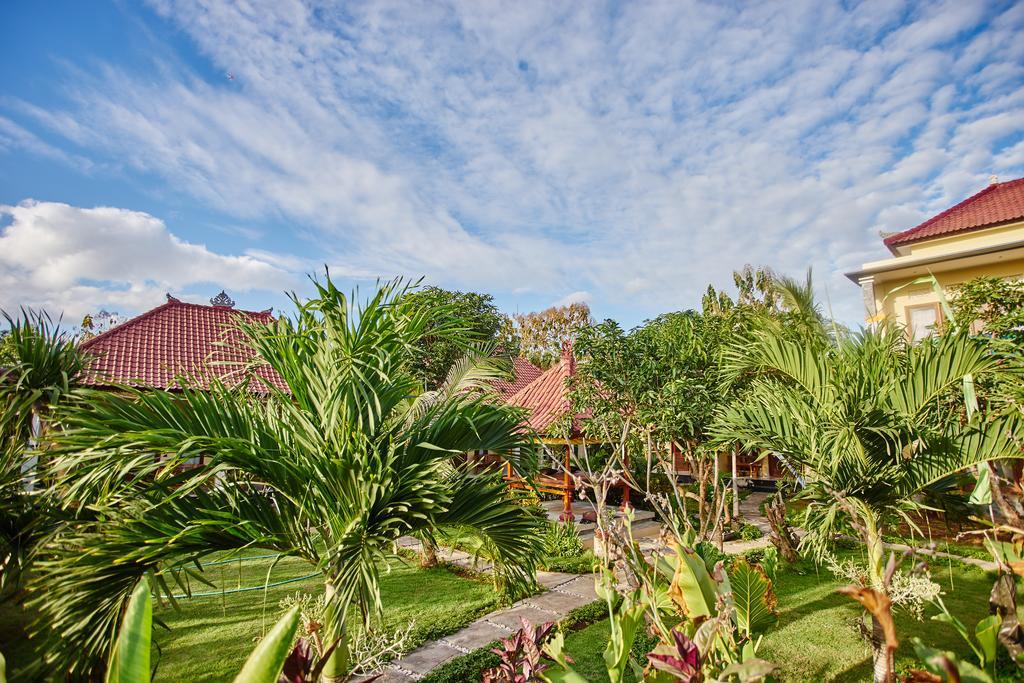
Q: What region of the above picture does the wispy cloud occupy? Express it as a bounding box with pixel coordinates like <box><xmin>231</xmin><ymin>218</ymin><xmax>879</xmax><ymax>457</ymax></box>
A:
<box><xmin>5</xmin><ymin>0</ymin><xmax>1024</xmax><ymax>323</ymax></box>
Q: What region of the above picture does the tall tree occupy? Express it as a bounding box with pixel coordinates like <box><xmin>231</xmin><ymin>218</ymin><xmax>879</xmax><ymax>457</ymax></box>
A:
<box><xmin>405</xmin><ymin>286</ymin><xmax>509</xmax><ymax>389</ymax></box>
<box><xmin>32</xmin><ymin>277</ymin><xmax>543</xmax><ymax>679</ymax></box>
<box><xmin>570</xmin><ymin>310</ymin><xmax>731</xmax><ymax>541</ymax></box>
<box><xmin>511</xmin><ymin>302</ymin><xmax>593</xmax><ymax>370</ymax></box>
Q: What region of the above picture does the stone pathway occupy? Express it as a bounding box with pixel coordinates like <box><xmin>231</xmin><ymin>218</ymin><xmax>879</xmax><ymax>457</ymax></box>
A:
<box><xmin>363</xmin><ymin>539</ymin><xmax>598</xmax><ymax>681</ymax></box>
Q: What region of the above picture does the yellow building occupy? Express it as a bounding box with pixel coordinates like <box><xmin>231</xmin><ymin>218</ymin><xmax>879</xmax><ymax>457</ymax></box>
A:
<box><xmin>847</xmin><ymin>177</ymin><xmax>1024</xmax><ymax>338</ymax></box>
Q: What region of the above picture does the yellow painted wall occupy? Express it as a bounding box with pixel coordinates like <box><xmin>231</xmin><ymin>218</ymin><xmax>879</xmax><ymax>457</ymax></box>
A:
<box><xmin>870</xmin><ymin>256</ymin><xmax>1024</xmax><ymax>329</ymax></box>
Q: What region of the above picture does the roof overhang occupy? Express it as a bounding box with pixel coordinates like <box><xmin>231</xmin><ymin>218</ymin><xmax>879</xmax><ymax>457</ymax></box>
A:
<box><xmin>845</xmin><ymin>238</ymin><xmax>1024</xmax><ymax>284</ymax></box>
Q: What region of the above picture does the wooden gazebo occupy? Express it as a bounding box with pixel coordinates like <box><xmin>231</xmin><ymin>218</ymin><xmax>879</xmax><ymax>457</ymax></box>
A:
<box><xmin>503</xmin><ymin>343</ymin><xmax>625</xmax><ymax>521</ymax></box>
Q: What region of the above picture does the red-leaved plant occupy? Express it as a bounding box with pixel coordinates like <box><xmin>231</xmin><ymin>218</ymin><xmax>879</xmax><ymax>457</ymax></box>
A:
<box><xmin>482</xmin><ymin>618</ymin><xmax>568</xmax><ymax>683</ymax></box>
<box><xmin>646</xmin><ymin>629</ymin><xmax>703</xmax><ymax>682</ymax></box>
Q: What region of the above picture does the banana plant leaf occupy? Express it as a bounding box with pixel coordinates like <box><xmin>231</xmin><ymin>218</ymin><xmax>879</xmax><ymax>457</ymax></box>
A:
<box><xmin>105</xmin><ymin>578</ymin><xmax>152</xmax><ymax>683</ymax></box>
<box><xmin>730</xmin><ymin>558</ymin><xmax>779</xmax><ymax>637</ymax></box>
<box><xmin>233</xmin><ymin>606</ymin><xmax>301</xmax><ymax>683</ymax></box>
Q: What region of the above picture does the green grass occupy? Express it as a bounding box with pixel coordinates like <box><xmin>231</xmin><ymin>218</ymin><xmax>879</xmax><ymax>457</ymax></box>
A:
<box><xmin>561</xmin><ymin>553</ymin><xmax>1021</xmax><ymax>682</ymax></box>
<box><xmin>0</xmin><ymin>552</ymin><xmax>500</xmax><ymax>682</ymax></box>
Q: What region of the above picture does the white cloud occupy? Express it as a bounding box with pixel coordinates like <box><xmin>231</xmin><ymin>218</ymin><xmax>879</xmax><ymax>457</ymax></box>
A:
<box><xmin>4</xmin><ymin>0</ymin><xmax>1024</xmax><ymax>324</ymax></box>
<box><xmin>0</xmin><ymin>200</ymin><xmax>295</xmax><ymax>320</ymax></box>
<box><xmin>554</xmin><ymin>291</ymin><xmax>591</xmax><ymax>307</ymax></box>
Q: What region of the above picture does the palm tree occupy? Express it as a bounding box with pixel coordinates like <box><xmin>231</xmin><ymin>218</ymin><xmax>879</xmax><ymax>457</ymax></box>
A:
<box><xmin>712</xmin><ymin>325</ymin><xmax>1022</xmax><ymax>682</ymax></box>
<box><xmin>0</xmin><ymin>309</ymin><xmax>85</xmax><ymax>593</ymax></box>
<box><xmin>33</xmin><ymin>277</ymin><xmax>544</xmax><ymax>680</ymax></box>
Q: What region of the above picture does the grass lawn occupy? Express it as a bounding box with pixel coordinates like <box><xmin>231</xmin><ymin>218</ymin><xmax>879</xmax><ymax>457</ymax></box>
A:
<box><xmin>0</xmin><ymin>551</ymin><xmax>500</xmax><ymax>682</ymax></box>
<box><xmin>562</xmin><ymin>552</ymin><xmax>1021</xmax><ymax>682</ymax></box>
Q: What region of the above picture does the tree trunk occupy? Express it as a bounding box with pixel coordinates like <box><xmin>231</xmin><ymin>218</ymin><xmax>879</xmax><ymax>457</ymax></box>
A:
<box><xmin>731</xmin><ymin>446</ymin><xmax>739</xmax><ymax>519</ymax></box>
<box><xmin>420</xmin><ymin>537</ymin><xmax>438</xmax><ymax>568</ymax></box>
<box><xmin>320</xmin><ymin>581</ymin><xmax>351</xmax><ymax>683</ymax></box>
<box><xmin>989</xmin><ymin>461</ymin><xmax>1024</xmax><ymax>527</ymax></box>
<box><xmin>765</xmin><ymin>491</ymin><xmax>799</xmax><ymax>563</ymax></box>
<box><xmin>869</xmin><ymin>615</ymin><xmax>894</xmax><ymax>683</ymax></box>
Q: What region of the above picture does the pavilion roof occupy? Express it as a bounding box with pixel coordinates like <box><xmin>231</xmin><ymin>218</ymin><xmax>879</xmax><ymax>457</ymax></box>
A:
<box><xmin>504</xmin><ymin>344</ymin><xmax>587</xmax><ymax>439</ymax></box>
<box><xmin>80</xmin><ymin>294</ymin><xmax>287</xmax><ymax>393</ymax></box>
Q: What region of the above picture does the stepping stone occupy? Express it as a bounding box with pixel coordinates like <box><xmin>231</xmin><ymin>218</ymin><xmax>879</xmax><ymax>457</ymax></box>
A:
<box><xmin>535</xmin><ymin>571</ymin><xmax>577</xmax><ymax>589</ymax></box>
<box><xmin>553</xmin><ymin>576</ymin><xmax>599</xmax><ymax>601</ymax></box>
<box><xmin>526</xmin><ymin>590</ymin><xmax>592</xmax><ymax>614</ymax></box>
<box><xmin>485</xmin><ymin>604</ymin><xmax>561</xmax><ymax>631</ymax></box>
<box><xmin>352</xmin><ymin>669</ymin><xmax>413</xmax><ymax>683</ymax></box>
<box><xmin>395</xmin><ymin>642</ymin><xmax>464</xmax><ymax>676</ymax></box>
<box><xmin>441</xmin><ymin>620</ymin><xmax>509</xmax><ymax>651</ymax></box>
<box><xmin>395</xmin><ymin>537</ymin><xmax>421</xmax><ymax>549</ymax></box>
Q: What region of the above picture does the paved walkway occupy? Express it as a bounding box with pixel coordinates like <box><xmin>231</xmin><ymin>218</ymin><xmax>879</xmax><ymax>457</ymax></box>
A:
<box><xmin>361</xmin><ymin>538</ymin><xmax>597</xmax><ymax>682</ymax></box>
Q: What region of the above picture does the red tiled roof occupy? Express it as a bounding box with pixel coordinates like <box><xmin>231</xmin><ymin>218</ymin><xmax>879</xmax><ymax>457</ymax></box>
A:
<box><xmin>491</xmin><ymin>357</ymin><xmax>543</xmax><ymax>397</ymax></box>
<box><xmin>80</xmin><ymin>297</ymin><xmax>287</xmax><ymax>393</ymax></box>
<box><xmin>885</xmin><ymin>177</ymin><xmax>1024</xmax><ymax>249</ymax></box>
<box><xmin>505</xmin><ymin>347</ymin><xmax>587</xmax><ymax>438</ymax></box>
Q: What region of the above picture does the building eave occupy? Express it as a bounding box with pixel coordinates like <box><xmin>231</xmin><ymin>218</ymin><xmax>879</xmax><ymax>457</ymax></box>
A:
<box><xmin>845</xmin><ymin>237</ymin><xmax>1024</xmax><ymax>284</ymax></box>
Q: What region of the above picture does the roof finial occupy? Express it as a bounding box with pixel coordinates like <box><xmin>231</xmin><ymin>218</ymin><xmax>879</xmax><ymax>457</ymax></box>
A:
<box><xmin>989</xmin><ymin>174</ymin><xmax>999</xmax><ymax>185</ymax></box>
<box><xmin>166</xmin><ymin>293</ymin><xmax>181</xmax><ymax>303</ymax></box>
<box><xmin>210</xmin><ymin>290</ymin><xmax>235</xmax><ymax>308</ymax></box>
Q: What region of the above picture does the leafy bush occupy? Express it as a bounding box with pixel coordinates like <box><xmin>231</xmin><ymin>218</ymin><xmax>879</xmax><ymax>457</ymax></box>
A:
<box><xmin>739</xmin><ymin>523</ymin><xmax>764</xmax><ymax>541</ymax></box>
<box><xmin>543</xmin><ymin>520</ymin><xmax>584</xmax><ymax>558</ymax></box>
<box><xmin>630</xmin><ymin>628</ymin><xmax>661</xmax><ymax>665</ymax></box>
<box><xmin>558</xmin><ymin>598</ymin><xmax>612</xmax><ymax>631</ymax></box>
<box><xmin>542</xmin><ymin>551</ymin><xmax>598</xmax><ymax>574</ymax></box>
<box><xmin>695</xmin><ymin>540</ymin><xmax>728</xmax><ymax>570</ymax></box>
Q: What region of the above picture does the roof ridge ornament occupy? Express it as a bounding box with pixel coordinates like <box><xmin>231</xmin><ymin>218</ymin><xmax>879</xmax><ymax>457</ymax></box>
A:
<box><xmin>210</xmin><ymin>290</ymin><xmax>235</xmax><ymax>308</ymax></box>
<box><xmin>166</xmin><ymin>293</ymin><xmax>181</xmax><ymax>303</ymax></box>
<box><xmin>990</xmin><ymin>174</ymin><xmax>999</xmax><ymax>186</ymax></box>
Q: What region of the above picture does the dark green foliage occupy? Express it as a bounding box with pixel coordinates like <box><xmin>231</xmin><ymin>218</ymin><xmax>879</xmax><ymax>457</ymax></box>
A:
<box><xmin>695</xmin><ymin>541</ymin><xmax>728</xmax><ymax>570</ymax></box>
<box><xmin>951</xmin><ymin>276</ymin><xmax>1024</xmax><ymax>344</ymax></box>
<box><xmin>419</xmin><ymin>644</ymin><xmax>500</xmax><ymax>683</ymax></box>
<box><xmin>542</xmin><ymin>552</ymin><xmax>599</xmax><ymax>574</ymax></box>
<box><xmin>558</xmin><ymin>598</ymin><xmax>613</xmax><ymax>632</ymax></box>
<box><xmin>739</xmin><ymin>524</ymin><xmax>764</xmax><ymax>541</ymax></box>
<box><xmin>404</xmin><ymin>286</ymin><xmax>510</xmax><ymax>389</ymax></box>
<box><xmin>542</xmin><ymin>520</ymin><xmax>584</xmax><ymax>558</ymax></box>
<box><xmin>630</xmin><ymin>628</ymin><xmax>661</xmax><ymax>666</ymax></box>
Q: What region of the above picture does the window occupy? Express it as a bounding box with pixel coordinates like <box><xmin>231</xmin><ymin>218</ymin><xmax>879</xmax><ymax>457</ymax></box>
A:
<box><xmin>906</xmin><ymin>303</ymin><xmax>942</xmax><ymax>342</ymax></box>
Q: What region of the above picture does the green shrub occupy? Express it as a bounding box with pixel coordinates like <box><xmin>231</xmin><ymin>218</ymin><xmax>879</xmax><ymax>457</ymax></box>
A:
<box><xmin>741</xmin><ymin>547</ymin><xmax>767</xmax><ymax>564</ymax></box>
<box><xmin>630</xmin><ymin>628</ymin><xmax>661</xmax><ymax>665</ymax></box>
<box><xmin>543</xmin><ymin>520</ymin><xmax>584</xmax><ymax>558</ymax></box>
<box><xmin>419</xmin><ymin>644</ymin><xmax>500</xmax><ymax>683</ymax></box>
<box><xmin>542</xmin><ymin>551</ymin><xmax>599</xmax><ymax>574</ymax></box>
<box><xmin>739</xmin><ymin>523</ymin><xmax>764</xmax><ymax>541</ymax></box>
<box><xmin>558</xmin><ymin>598</ymin><xmax>611</xmax><ymax>631</ymax></box>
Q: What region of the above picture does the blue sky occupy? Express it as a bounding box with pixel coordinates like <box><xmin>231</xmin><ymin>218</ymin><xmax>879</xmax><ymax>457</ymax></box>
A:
<box><xmin>2</xmin><ymin>0</ymin><xmax>1023</xmax><ymax>327</ymax></box>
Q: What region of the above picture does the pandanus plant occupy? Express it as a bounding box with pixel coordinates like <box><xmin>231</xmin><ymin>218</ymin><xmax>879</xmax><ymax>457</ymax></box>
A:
<box><xmin>30</xmin><ymin>276</ymin><xmax>544</xmax><ymax>680</ymax></box>
<box><xmin>711</xmin><ymin>325</ymin><xmax>1024</xmax><ymax>682</ymax></box>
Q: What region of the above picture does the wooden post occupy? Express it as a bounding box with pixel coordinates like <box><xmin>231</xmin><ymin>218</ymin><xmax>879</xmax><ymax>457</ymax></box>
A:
<box><xmin>505</xmin><ymin>459</ymin><xmax>512</xmax><ymax>481</ymax></box>
<box><xmin>621</xmin><ymin>452</ymin><xmax>631</xmax><ymax>510</ymax></box>
<box><xmin>560</xmin><ymin>442</ymin><xmax>575</xmax><ymax>522</ymax></box>
<box><xmin>731</xmin><ymin>446</ymin><xmax>739</xmax><ymax>518</ymax></box>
